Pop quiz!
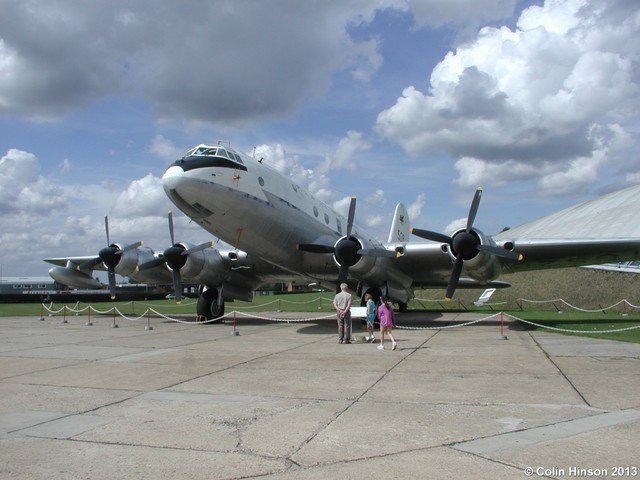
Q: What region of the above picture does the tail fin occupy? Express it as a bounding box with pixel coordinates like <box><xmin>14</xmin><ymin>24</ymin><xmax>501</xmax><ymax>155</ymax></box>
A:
<box><xmin>387</xmin><ymin>203</ymin><xmax>410</xmax><ymax>243</ymax></box>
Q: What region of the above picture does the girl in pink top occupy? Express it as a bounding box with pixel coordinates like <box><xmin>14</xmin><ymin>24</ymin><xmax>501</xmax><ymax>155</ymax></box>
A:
<box><xmin>376</xmin><ymin>297</ymin><xmax>397</xmax><ymax>350</ymax></box>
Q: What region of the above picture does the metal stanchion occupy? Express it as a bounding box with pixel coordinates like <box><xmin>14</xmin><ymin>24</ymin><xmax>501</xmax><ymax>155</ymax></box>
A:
<box><xmin>231</xmin><ymin>312</ymin><xmax>239</xmax><ymax>336</ymax></box>
<box><xmin>498</xmin><ymin>311</ymin><xmax>508</xmax><ymax>340</ymax></box>
<box><xmin>145</xmin><ymin>309</ymin><xmax>153</xmax><ymax>331</ymax></box>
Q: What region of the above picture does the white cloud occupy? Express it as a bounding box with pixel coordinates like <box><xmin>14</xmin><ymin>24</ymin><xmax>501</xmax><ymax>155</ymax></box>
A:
<box><xmin>365</xmin><ymin>189</ymin><xmax>386</xmax><ymax>206</ymax></box>
<box><xmin>317</xmin><ymin>131</ymin><xmax>371</xmax><ymax>174</ymax></box>
<box><xmin>0</xmin><ymin>1</ymin><xmax>388</xmax><ymax>127</ymax></box>
<box><xmin>444</xmin><ymin>217</ymin><xmax>467</xmax><ymax>235</ymax></box>
<box><xmin>0</xmin><ymin>149</ymin><xmax>66</xmax><ymax>215</ymax></box>
<box><xmin>150</xmin><ymin>135</ymin><xmax>185</xmax><ymax>162</ymax></box>
<box><xmin>0</xmin><ymin>1</ymin><xmax>526</xmax><ymax>127</ymax></box>
<box><xmin>375</xmin><ymin>0</ymin><xmax>640</xmax><ymax>196</ymax></box>
<box><xmin>112</xmin><ymin>174</ymin><xmax>168</xmax><ymax>217</ymax></box>
<box><xmin>407</xmin><ymin>193</ymin><xmax>426</xmax><ymax>221</ymax></box>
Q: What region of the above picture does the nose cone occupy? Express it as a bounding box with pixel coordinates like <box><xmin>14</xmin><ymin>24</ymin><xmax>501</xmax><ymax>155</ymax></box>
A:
<box><xmin>162</xmin><ymin>165</ymin><xmax>184</xmax><ymax>192</ymax></box>
<box><xmin>162</xmin><ymin>164</ymin><xmax>210</xmax><ymax>219</ymax></box>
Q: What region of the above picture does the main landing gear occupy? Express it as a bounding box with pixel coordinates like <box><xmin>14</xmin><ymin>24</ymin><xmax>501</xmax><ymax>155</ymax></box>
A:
<box><xmin>196</xmin><ymin>287</ymin><xmax>225</xmax><ymax>321</ymax></box>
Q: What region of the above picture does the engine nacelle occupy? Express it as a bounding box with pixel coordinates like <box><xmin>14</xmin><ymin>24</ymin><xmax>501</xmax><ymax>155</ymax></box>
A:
<box><xmin>334</xmin><ymin>235</ymin><xmax>375</xmax><ymax>275</ymax></box>
<box><xmin>109</xmin><ymin>243</ymin><xmax>146</xmax><ymax>276</ymax></box>
<box><xmin>49</xmin><ymin>266</ymin><xmax>102</xmax><ymax>289</ymax></box>
<box><xmin>447</xmin><ymin>228</ymin><xmax>502</xmax><ymax>282</ymax></box>
<box><xmin>340</xmin><ymin>236</ymin><xmax>413</xmax><ymax>290</ymax></box>
<box><xmin>172</xmin><ymin>243</ymin><xmax>228</xmax><ymax>286</ymax></box>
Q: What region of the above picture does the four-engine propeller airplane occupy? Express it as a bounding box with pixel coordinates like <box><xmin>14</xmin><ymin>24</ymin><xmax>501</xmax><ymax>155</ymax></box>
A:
<box><xmin>46</xmin><ymin>143</ymin><xmax>640</xmax><ymax>320</ymax></box>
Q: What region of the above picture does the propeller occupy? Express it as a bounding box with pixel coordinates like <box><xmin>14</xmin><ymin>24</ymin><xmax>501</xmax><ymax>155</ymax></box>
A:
<box><xmin>297</xmin><ymin>196</ymin><xmax>358</xmax><ymax>287</ymax></box>
<box><xmin>411</xmin><ymin>187</ymin><xmax>522</xmax><ymax>300</ymax></box>
<box><xmin>139</xmin><ymin>211</ymin><xmax>214</xmax><ymax>303</ymax></box>
<box><xmin>297</xmin><ymin>196</ymin><xmax>398</xmax><ymax>288</ymax></box>
<box><xmin>88</xmin><ymin>216</ymin><xmax>143</xmax><ymax>299</ymax></box>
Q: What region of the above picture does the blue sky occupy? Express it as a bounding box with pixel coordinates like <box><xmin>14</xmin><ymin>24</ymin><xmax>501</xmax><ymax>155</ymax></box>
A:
<box><xmin>1</xmin><ymin>0</ymin><xmax>639</xmax><ymax>279</ymax></box>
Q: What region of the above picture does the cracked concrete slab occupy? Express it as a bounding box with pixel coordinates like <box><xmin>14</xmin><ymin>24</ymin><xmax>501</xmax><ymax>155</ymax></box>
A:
<box><xmin>0</xmin><ymin>313</ymin><xmax>638</xmax><ymax>479</ymax></box>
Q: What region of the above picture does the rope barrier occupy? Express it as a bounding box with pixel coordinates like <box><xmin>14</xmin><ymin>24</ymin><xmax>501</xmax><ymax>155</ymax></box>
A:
<box><xmin>515</xmin><ymin>298</ymin><xmax>640</xmax><ymax>313</ymax></box>
<box><xmin>504</xmin><ymin>312</ymin><xmax>640</xmax><ymax>334</ymax></box>
<box><xmin>38</xmin><ymin>299</ymin><xmax>640</xmax><ymax>335</ymax></box>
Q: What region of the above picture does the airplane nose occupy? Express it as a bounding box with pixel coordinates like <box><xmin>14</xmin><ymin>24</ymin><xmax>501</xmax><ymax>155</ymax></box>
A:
<box><xmin>162</xmin><ymin>165</ymin><xmax>184</xmax><ymax>191</ymax></box>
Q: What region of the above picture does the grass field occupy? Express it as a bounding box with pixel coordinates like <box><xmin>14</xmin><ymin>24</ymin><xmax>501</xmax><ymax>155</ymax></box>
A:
<box><xmin>2</xmin><ymin>291</ymin><xmax>639</xmax><ymax>344</ymax></box>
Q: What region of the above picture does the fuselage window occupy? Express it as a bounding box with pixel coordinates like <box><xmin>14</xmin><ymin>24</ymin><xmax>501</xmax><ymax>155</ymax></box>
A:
<box><xmin>313</xmin><ymin>206</ymin><xmax>319</xmax><ymax>217</ymax></box>
<box><xmin>324</xmin><ymin>213</ymin><xmax>330</xmax><ymax>224</ymax></box>
<box><xmin>292</xmin><ymin>184</ymin><xmax>298</xmax><ymax>193</ymax></box>
<box><xmin>336</xmin><ymin>219</ymin><xmax>342</xmax><ymax>234</ymax></box>
<box><xmin>258</xmin><ymin>176</ymin><xmax>265</xmax><ymax>186</ymax></box>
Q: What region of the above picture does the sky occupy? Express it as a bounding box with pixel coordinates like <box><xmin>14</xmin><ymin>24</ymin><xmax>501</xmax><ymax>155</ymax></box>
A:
<box><xmin>1</xmin><ymin>0</ymin><xmax>639</xmax><ymax>279</ymax></box>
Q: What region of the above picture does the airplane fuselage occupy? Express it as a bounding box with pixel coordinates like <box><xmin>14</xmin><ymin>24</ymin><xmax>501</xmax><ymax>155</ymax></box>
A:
<box><xmin>163</xmin><ymin>144</ymin><xmax>391</xmax><ymax>287</ymax></box>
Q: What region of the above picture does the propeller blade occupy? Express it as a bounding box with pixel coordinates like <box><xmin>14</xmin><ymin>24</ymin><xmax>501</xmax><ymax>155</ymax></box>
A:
<box><xmin>445</xmin><ymin>257</ymin><xmax>464</xmax><ymax>300</ymax></box>
<box><xmin>337</xmin><ymin>263</ymin><xmax>349</xmax><ymax>287</ymax></box>
<box><xmin>118</xmin><ymin>240</ymin><xmax>143</xmax><ymax>255</ymax></box>
<box><xmin>345</xmin><ymin>196</ymin><xmax>356</xmax><ymax>238</ymax></box>
<box><xmin>466</xmin><ymin>187</ymin><xmax>482</xmax><ymax>232</ymax></box>
<box><xmin>296</xmin><ymin>244</ymin><xmax>335</xmax><ymax>254</ymax></box>
<box><xmin>107</xmin><ymin>269</ymin><xmax>117</xmax><ymax>300</ymax></box>
<box><xmin>137</xmin><ymin>257</ymin><xmax>167</xmax><ymax>271</ymax></box>
<box><xmin>411</xmin><ymin>228</ymin><xmax>452</xmax><ymax>244</ymax></box>
<box><xmin>104</xmin><ymin>216</ymin><xmax>110</xmax><ymax>246</ymax></box>
<box><xmin>172</xmin><ymin>269</ymin><xmax>182</xmax><ymax>303</ymax></box>
<box><xmin>478</xmin><ymin>244</ymin><xmax>523</xmax><ymax>262</ymax></box>
<box><xmin>168</xmin><ymin>211</ymin><xmax>175</xmax><ymax>245</ymax></box>
<box><xmin>183</xmin><ymin>240</ymin><xmax>215</xmax><ymax>255</ymax></box>
<box><xmin>357</xmin><ymin>248</ymin><xmax>398</xmax><ymax>258</ymax></box>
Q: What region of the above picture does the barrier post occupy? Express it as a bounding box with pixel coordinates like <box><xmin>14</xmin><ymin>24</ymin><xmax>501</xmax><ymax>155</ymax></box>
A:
<box><xmin>60</xmin><ymin>305</ymin><xmax>68</xmax><ymax>324</ymax></box>
<box><xmin>111</xmin><ymin>307</ymin><xmax>119</xmax><ymax>328</ymax></box>
<box><xmin>623</xmin><ymin>300</ymin><xmax>629</xmax><ymax>317</ymax></box>
<box><xmin>85</xmin><ymin>307</ymin><xmax>93</xmax><ymax>326</ymax></box>
<box><xmin>498</xmin><ymin>311</ymin><xmax>508</xmax><ymax>340</ymax></box>
<box><xmin>145</xmin><ymin>308</ymin><xmax>153</xmax><ymax>331</ymax></box>
<box><xmin>38</xmin><ymin>304</ymin><xmax>45</xmax><ymax>321</ymax></box>
<box><xmin>231</xmin><ymin>311</ymin><xmax>240</xmax><ymax>336</ymax></box>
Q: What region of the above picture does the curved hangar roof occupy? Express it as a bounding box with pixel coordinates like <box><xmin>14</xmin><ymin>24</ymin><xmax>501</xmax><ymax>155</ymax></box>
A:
<box><xmin>495</xmin><ymin>183</ymin><xmax>640</xmax><ymax>240</ymax></box>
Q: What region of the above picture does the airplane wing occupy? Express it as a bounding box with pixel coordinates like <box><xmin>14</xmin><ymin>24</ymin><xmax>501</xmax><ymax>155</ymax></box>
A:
<box><xmin>44</xmin><ymin>256</ymin><xmax>108</xmax><ymax>270</ymax></box>
<box><xmin>394</xmin><ymin>184</ymin><xmax>640</xmax><ymax>300</ymax></box>
<box><xmin>496</xmin><ymin>238</ymin><xmax>640</xmax><ymax>272</ymax></box>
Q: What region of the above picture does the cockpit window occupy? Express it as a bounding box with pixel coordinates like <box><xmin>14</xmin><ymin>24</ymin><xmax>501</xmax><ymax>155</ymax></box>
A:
<box><xmin>181</xmin><ymin>144</ymin><xmax>244</xmax><ymax>165</ymax></box>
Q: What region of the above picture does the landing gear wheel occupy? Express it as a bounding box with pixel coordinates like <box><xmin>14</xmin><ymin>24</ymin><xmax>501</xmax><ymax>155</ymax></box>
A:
<box><xmin>197</xmin><ymin>289</ymin><xmax>225</xmax><ymax>321</ymax></box>
<box><xmin>398</xmin><ymin>302</ymin><xmax>408</xmax><ymax>312</ymax></box>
